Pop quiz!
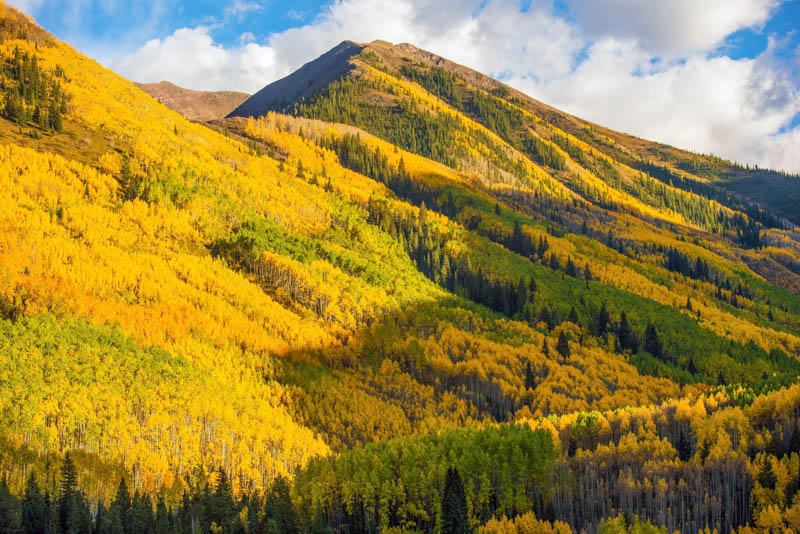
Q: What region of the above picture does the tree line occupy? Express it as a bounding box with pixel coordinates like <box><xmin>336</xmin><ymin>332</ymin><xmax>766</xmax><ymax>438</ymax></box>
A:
<box><xmin>1</xmin><ymin>47</ymin><xmax>66</xmax><ymax>132</ymax></box>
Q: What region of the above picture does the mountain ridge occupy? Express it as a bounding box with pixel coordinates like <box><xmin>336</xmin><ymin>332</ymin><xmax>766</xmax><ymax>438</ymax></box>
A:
<box><xmin>135</xmin><ymin>80</ymin><xmax>249</xmax><ymax>121</ymax></box>
<box><xmin>230</xmin><ymin>39</ymin><xmax>800</xmax><ymax>225</ymax></box>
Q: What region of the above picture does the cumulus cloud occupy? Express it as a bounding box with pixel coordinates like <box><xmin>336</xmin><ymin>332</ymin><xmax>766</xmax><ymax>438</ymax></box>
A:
<box><xmin>511</xmin><ymin>39</ymin><xmax>800</xmax><ymax>171</ymax></box>
<box><xmin>116</xmin><ymin>27</ymin><xmax>278</xmax><ymax>92</ymax></box>
<box><xmin>106</xmin><ymin>0</ymin><xmax>800</xmax><ymax>173</ymax></box>
<box><xmin>564</xmin><ymin>0</ymin><xmax>781</xmax><ymax>57</ymax></box>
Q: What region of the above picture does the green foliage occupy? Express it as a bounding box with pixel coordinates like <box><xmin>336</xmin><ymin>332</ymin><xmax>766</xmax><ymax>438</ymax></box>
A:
<box><xmin>524</xmin><ymin>135</ymin><xmax>566</xmax><ymax>171</ymax></box>
<box><xmin>1</xmin><ymin>46</ymin><xmax>68</xmax><ymax>131</ymax></box>
<box><xmin>290</xmin><ymin>76</ymin><xmax>463</xmax><ymax>168</ymax></box>
<box><xmin>294</xmin><ymin>424</ymin><xmax>558</xmax><ymax>532</ymax></box>
<box><xmin>442</xmin><ymin>468</ymin><xmax>468</xmax><ymax>534</ymax></box>
<box><xmin>556</xmin><ymin>331</ymin><xmax>571</xmax><ymax>359</ymax></box>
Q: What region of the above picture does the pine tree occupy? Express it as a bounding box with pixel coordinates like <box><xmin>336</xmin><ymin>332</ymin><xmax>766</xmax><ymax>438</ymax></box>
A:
<box><xmin>556</xmin><ymin>331</ymin><xmax>571</xmax><ymax>359</ymax></box>
<box><xmin>676</xmin><ymin>430</ymin><xmax>692</xmax><ymax>462</ymax></box>
<box><xmin>528</xmin><ymin>276</ymin><xmax>537</xmax><ymax>293</ymax></box>
<box><xmin>211</xmin><ymin>469</ymin><xmax>235</xmax><ymax>529</ymax></box>
<box><xmin>538</xmin><ymin>307</ymin><xmax>554</xmax><ymax>331</ymax></box>
<box><xmin>49</xmin><ymin>102</ymin><xmax>62</xmax><ymax>132</ymax></box>
<box><xmin>0</xmin><ymin>474</ymin><xmax>20</xmax><ymax>534</ymax></box>
<box><xmin>130</xmin><ymin>492</ymin><xmax>153</xmax><ymax>534</ymax></box>
<box><xmin>441</xmin><ymin>468</ymin><xmax>467</xmax><ymax>534</ymax></box>
<box><xmin>596</xmin><ymin>303</ymin><xmax>610</xmax><ymax>336</ymax></box>
<box><xmin>567</xmin><ymin>306</ymin><xmax>580</xmax><ymax>326</ymax></box>
<box><xmin>266</xmin><ymin>477</ymin><xmax>298</xmax><ymax>534</ymax></box>
<box><xmin>524</xmin><ymin>361</ymin><xmax>536</xmax><ymax>391</ymax></box>
<box><xmin>60</xmin><ymin>452</ymin><xmax>78</xmax><ymax>532</ymax></box>
<box><xmin>565</xmin><ymin>257</ymin><xmax>577</xmax><ymax>277</ymax></box>
<box><xmin>66</xmin><ymin>491</ymin><xmax>91</xmax><ymax>534</ymax></box>
<box><xmin>113</xmin><ymin>478</ymin><xmax>131</xmax><ymax>534</ymax></box>
<box><xmin>22</xmin><ymin>472</ymin><xmax>46</xmax><ymax>534</ymax></box>
<box><xmin>617</xmin><ymin>311</ymin><xmax>636</xmax><ymax>353</ymax></box>
<box><xmin>644</xmin><ymin>322</ymin><xmax>663</xmax><ymax>359</ymax></box>
<box><xmin>757</xmin><ymin>458</ymin><xmax>777</xmax><ymax>490</ymax></box>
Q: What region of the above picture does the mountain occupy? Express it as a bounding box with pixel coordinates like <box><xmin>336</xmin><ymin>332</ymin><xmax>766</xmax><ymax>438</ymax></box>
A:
<box><xmin>1</xmin><ymin>5</ymin><xmax>800</xmax><ymax>533</ymax></box>
<box><xmin>135</xmin><ymin>80</ymin><xmax>249</xmax><ymax>121</ymax></box>
<box><xmin>228</xmin><ymin>40</ymin><xmax>363</xmax><ymax>118</ymax></box>
<box><xmin>233</xmin><ymin>40</ymin><xmax>800</xmax><ymax>226</ymax></box>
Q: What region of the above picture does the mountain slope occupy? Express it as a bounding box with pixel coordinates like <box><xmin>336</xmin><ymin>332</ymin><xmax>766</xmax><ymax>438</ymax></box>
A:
<box><xmin>1</xmin><ymin>6</ymin><xmax>800</xmax><ymax>532</ymax></box>
<box><xmin>233</xmin><ymin>40</ymin><xmax>800</xmax><ymax>294</ymax></box>
<box><xmin>229</xmin><ymin>40</ymin><xmax>363</xmax><ymax>118</ymax></box>
<box><xmin>234</xmin><ymin>39</ymin><xmax>800</xmax><ymax>225</ymax></box>
<box><xmin>135</xmin><ymin>81</ymin><xmax>249</xmax><ymax>121</ymax></box>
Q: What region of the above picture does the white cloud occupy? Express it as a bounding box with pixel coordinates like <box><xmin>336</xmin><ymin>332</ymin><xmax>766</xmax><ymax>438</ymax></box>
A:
<box><xmin>116</xmin><ymin>26</ymin><xmax>278</xmax><ymax>92</ymax></box>
<box><xmin>564</xmin><ymin>0</ymin><xmax>781</xmax><ymax>57</ymax></box>
<box><xmin>509</xmin><ymin>39</ymin><xmax>800</xmax><ymax>172</ymax></box>
<box><xmin>110</xmin><ymin>0</ymin><xmax>800</xmax><ymax>173</ymax></box>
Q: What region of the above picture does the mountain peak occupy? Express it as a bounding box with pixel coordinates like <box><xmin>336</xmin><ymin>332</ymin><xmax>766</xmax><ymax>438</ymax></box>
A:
<box><xmin>228</xmin><ymin>39</ymin><xmax>365</xmax><ymax>117</ymax></box>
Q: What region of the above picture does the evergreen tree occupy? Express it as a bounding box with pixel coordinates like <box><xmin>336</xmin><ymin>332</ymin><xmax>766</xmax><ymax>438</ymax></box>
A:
<box><xmin>617</xmin><ymin>311</ymin><xmax>636</xmax><ymax>353</ymax></box>
<box><xmin>644</xmin><ymin>322</ymin><xmax>663</xmax><ymax>359</ymax></box>
<box><xmin>528</xmin><ymin>276</ymin><xmax>537</xmax><ymax>293</ymax></box>
<box><xmin>524</xmin><ymin>361</ymin><xmax>536</xmax><ymax>391</ymax></box>
<box><xmin>567</xmin><ymin>306</ymin><xmax>580</xmax><ymax>326</ymax></box>
<box><xmin>113</xmin><ymin>478</ymin><xmax>131</xmax><ymax>534</ymax></box>
<box><xmin>266</xmin><ymin>477</ymin><xmax>298</xmax><ymax>534</ymax></box>
<box><xmin>538</xmin><ymin>307</ymin><xmax>554</xmax><ymax>331</ymax></box>
<box><xmin>60</xmin><ymin>452</ymin><xmax>78</xmax><ymax>532</ymax></box>
<box><xmin>308</xmin><ymin>506</ymin><xmax>329</xmax><ymax>534</ymax></box>
<box><xmin>49</xmin><ymin>103</ymin><xmax>62</xmax><ymax>132</ymax></box>
<box><xmin>757</xmin><ymin>458</ymin><xmax>777</xmax><ymax>490</ymax></box>
<box><xmin>130</xmin><ymin>493</ymin><xmax>153</xmax><ymax>534</ymax></box>
<box><xmin>556</xmin><ymin>331</ymin><xmax>571</xmax><ymax>359</ymax></box>
<box><xmin>154</xmin><ymin>498</ymin><xmax>170</xmax><ymax>534</ymax></box>
<box><xmin>211</xmin><ymin>469</ymin><xmax>235</xmax><ymax>529</ymax></box>
<box><xmin>565</xmin><ymin>257</ymin><xmax>577</xmax><ymax>277</ymax></box>
<box><xmin>596</xmin><ymin>303</ymin><xmax>610</xmax><ymax>336</ymax></box>
<box><xmin>441</xmin><ymin>468</ymin><xmax>468</xmax><ymax>534</ymax></box>
<box><xmin>22</xmin><ymin>472</ymin><xmax>46</xmax><ymax>534</ymax></box>
<box><xmin>0</xmin><ymin>474</ymin><xmax>20</xmax><ymax>534</ymax></box>
<box><xmin>548</xmin><ymin>253</ymin><xmax>560</xmax><ymax>271</ymax></box>
<box><xmin>676</xmin><ymin>430</ymin><xmax>692</xmax><ymax>462</ymax></box>
<box><xmin>66</xmin><ymin>491</ymin><xmax>91</xmax><ymax>534</ymax></box>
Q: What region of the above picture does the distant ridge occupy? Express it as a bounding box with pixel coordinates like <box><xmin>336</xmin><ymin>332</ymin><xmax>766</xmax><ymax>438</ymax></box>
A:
<box><xmin>228</xmin><ymin>40</ymin><xmax>364</xmax><ymax>118</ymax></box>
<box><xmin>136</xmin><ymin>81</ymin><xmax>249</xmax><ymax>122</ymax></box>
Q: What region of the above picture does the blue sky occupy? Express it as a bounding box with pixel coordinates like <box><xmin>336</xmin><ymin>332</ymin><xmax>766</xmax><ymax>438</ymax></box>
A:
<box><xmin>10</xmin><ymin>0</ymin><xmax>800</xmax><ymax>173</ymax></box>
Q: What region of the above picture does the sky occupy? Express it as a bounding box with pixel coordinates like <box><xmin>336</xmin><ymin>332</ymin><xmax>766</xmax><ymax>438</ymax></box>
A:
<box><xmin>9</xmin><ymin>0</ymin><xmax>800</xmax><ymax>174</ymax></box>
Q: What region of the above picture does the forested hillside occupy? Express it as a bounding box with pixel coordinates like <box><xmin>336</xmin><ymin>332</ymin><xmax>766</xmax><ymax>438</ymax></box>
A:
<box><xmin>0</xmin><ymin>4</ymin><xmax>800</xmax><ymax>533</ymax></box>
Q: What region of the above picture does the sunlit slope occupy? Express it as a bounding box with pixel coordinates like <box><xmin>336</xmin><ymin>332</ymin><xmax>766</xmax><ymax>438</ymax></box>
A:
<box><xmin>0</xmin><ymin>4</ymin><xmax>700</xmax><ymax>491</ymax></box>
<box><xmin>234</xmin><ymin>40</ymin><xmax>800</xmax><ymax>294</ymax></box>
<box><xmin>1</xmin><ymin>2</ymin><xmax>800</xmax><ymax>505</ymax></box>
